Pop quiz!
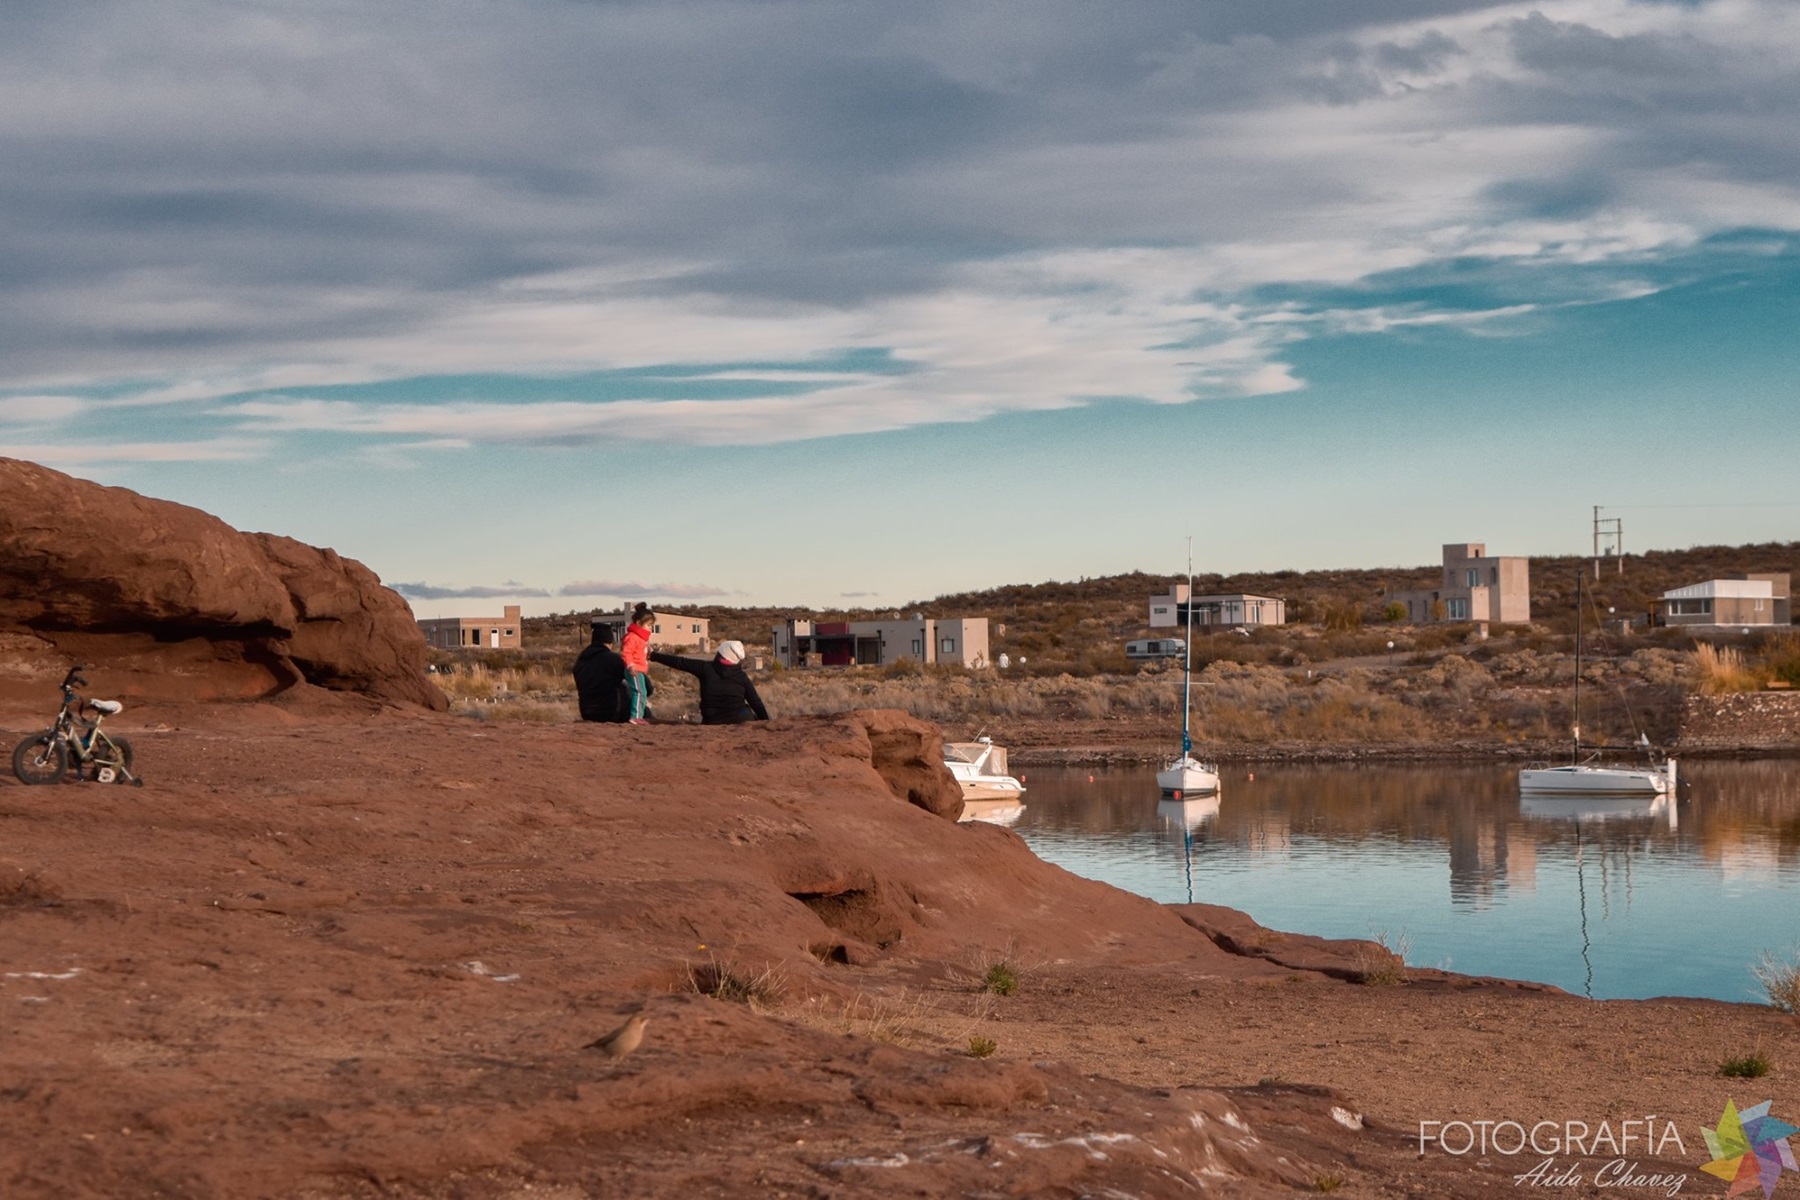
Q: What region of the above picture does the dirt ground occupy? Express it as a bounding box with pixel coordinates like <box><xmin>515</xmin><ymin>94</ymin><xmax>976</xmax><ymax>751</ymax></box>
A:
<box><xmin>2</xmin><ymin>702</ymin><xmax>1795</xmax><ymax>1199</ymax></box>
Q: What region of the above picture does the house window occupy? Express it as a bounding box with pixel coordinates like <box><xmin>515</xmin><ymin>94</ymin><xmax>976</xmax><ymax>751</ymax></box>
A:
<box><xmin>1668</xmin><ymin>599</ymin><xmax>1712</xmax><ymax>616</ymax></box>
<box><xmin>1490</xmin><ymin>566</ymin><xmax>1499</xmax><ymax>585</ymax></box>
<box><xmin>504</xmin><ymin>629</ymin><xmax>514</xmax><ymax>638</ymax></box>
<box><xmin>912</xmin><ymin>638</ymin><xmax>922</xmax><ymax>656</ymax></box>
<box><xmin>1447</xmin><ymin>598</ymin><xmax>1470</xmax><ymax>620</ymax></box>
<box><xmin>692</xmin><ymin>623</ymin><xmax>701</xmax><ymax>633</ymax></box>
<box><xmin>1466</xmin><ymin>569</ymin><xmax>1479</xmax><ymax>587</ymax></box>
<box><xmin>940</xmin><ymin>637</ymin><xmax>956</xmax><ymax>655</ymax></box>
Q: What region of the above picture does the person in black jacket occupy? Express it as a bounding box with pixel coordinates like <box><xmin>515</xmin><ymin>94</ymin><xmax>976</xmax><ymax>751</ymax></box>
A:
<box><xmin>572</xmin><ymin>621</ymin><xmax>629</xmax><ymax>723</ymax></box>
<box><xmin>649</xmin><ymin>640</ymin><xmax>769</xmax><ymax>725</ymax></box>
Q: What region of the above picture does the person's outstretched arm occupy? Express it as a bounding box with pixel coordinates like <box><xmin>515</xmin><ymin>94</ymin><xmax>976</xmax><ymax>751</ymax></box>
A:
<box><xmin>649</xmin><ymin>651</ymin><xmax>706</xmax><ymax>676</ymax></box>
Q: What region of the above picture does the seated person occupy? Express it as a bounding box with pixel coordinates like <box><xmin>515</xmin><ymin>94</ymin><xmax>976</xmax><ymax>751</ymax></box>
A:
<box><xmin>571</xmin><ymin>621</ymin><xmax>628</xmax><ymax>723</ymax></box>
<box><xmin>648</xmin><ymin>640</ymin><xmax>769</xmax><ymax>725</ymax></box>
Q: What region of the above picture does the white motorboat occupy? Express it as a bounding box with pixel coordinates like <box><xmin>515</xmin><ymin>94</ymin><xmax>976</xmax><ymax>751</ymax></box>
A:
<box><xmin>1158</xmin><ymin>540</ymin><xmax>1220</xmax><ymax>799</ymax></box>
<box><xmin>944</xmin><ymin>737</ymin><xmax>1027</xmax><ymax>804</ymax></box>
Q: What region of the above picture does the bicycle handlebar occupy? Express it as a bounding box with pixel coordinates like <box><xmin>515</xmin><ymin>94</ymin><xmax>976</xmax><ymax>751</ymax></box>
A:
<box><xmin>61</xmin><ymin>664</ymin><xmax>88</xmax><ymax>690</ymax></box>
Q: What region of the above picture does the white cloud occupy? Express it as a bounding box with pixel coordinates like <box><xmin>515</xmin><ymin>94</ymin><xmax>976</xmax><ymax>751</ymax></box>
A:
<box><xmin>1</xmin><ymin>437</ymin><xmax>269</xmax><ymax>464</ymax></box>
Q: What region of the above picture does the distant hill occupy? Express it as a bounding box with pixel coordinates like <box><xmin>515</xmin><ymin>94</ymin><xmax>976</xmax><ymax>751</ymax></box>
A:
<box><xmin>523</xmin><ymin>541</ymin><xmax>1800</xmax><ymax>668</ymax></box>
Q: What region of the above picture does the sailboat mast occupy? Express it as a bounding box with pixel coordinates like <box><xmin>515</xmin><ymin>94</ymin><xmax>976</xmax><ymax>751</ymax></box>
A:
<box><xmin>1572</xmin><ymin>565</ymin><xmax>1583</xmax><ymax>765</ymax></box>
<box><xmin>1181</xmin><ymin>537</ymin><xmax>1193</xmax><ymax>756</ymax></box>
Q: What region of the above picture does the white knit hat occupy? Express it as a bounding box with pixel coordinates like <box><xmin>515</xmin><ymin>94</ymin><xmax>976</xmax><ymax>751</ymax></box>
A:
<box><xmin>717</xmin><ymin>640</ymin><xmax>746</xmax><ymax>664</ymax></box>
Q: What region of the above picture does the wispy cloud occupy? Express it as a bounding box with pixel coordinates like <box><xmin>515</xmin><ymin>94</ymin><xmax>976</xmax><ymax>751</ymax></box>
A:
<box><xmin>392</xmin><ymin>581</ymin><xmax>551</xmax><ymax>600</ymax></box>
<box><xmin>0</xmin><ymin>437</ymin><xmax>269</xmax><ymax>464</ymax></box>
<box><xmin>558</xmin><ymin>579</ymin><xmax>730</xmax><ymax>599</ymax></box>
<box><xmin>3</xmin><ymin>0</ymin><xmax>1800</xmax><ymax>454</ymax></box>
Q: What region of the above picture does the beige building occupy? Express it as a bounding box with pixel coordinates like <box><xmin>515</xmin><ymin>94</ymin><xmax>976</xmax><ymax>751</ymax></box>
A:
<box><xmin>419</xmin><ymin>605</ymin><xmax>523</xmax><ymax>650</ymax></box>
<box><xmin>1390</xmin><ymin>543</ymin><xmax>1531</xmax><ymax>625</ymax></box>
<box><xmin>772</xmin><ymin>617</ymin><xmax>990</xmax><ymax>669</ymax></box>
<box><xmin>593</xmin><ymin>609</ymin><xmax>713</xmax><ymax>653</ymax></box>
<box><xmin>1658</xmin><ymin>574</ymin><xmax>1791</xmax><ymax>628</ymax></box>
<box><xmin>1149</xmin><ymin>584</ymin><xmax>1285</xmax><ymax>629</ymax></box>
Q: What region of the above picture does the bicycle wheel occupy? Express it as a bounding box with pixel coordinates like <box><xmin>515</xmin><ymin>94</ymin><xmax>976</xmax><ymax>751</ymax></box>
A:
<box><xmin>85</xmin><ymin>734</ymin><xmax>134</xmax><ymax>780</ymax></box>
<box><xmin>12</xmin><ymin>734</ymin><xmax>68</xmax><ymax>785</ymax></box>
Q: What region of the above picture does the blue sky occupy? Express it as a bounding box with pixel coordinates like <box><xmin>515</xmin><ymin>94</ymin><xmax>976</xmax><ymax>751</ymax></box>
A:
<box><xmin>2</xmin><ymin>0</ymin><xmax>1798</xmax><ymax>616</ymax></box>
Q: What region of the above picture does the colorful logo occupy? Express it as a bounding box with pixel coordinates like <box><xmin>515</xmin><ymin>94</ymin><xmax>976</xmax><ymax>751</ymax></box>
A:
<box><xmin>1702</xmin><ymin>1100</ymin><xmax>1798</xmax><ymax>1198</ymax></box>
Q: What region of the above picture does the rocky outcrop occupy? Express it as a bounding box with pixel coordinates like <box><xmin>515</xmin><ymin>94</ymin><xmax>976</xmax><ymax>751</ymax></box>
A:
<box><xmin>852</xmin><ymin>707</ymin><xmax>965</xmax><ymax>820</ymax></box>
<box><xmin>0</xmin><ymin>457</ymin><xmax>444</xmax><ymax>710</ymax></box>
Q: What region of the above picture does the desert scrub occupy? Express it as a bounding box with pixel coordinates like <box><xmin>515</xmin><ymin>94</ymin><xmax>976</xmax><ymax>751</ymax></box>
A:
<box><xmin>1752</xmin><ymin>946</ymin><xmax>1800</xmax><ymax>1014</ymax></box>
<box><xmin>685</xmin><ymin>958</ymin><xmax>786</xmax><ymax>1009</ymax></box>
<box><xmin>967</xmin><ymin>1035</ymin><xmax>998</xmax><ymax>1058</ymax></box>
<box><xmin>1693</xmin><ymin>644</ymin><xmax>1766</xmax><ymax>694</ymax></box>
<box><xmin>1719</xmin><ymin>1053</ymin><xmax>1771</xmax><ymax>1079</ymax></box>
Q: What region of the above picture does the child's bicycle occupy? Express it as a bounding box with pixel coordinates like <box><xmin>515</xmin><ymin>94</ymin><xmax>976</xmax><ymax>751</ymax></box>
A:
<box><xmin>11</xmin><ymin>665</ymin><xmax>143</xmax><ymax>787</ymax></box>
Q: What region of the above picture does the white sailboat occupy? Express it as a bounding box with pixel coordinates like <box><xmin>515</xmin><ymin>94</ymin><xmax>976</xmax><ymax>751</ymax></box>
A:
<box><xmin>1156</xmin><ymin>540</ymin><xmax>1221</xmax><ymax>798</ymax></box>
<box><xmin>1518</xmin><ymin>568</ymin><xmax>1676</xmax><ymax>797</ymax></box>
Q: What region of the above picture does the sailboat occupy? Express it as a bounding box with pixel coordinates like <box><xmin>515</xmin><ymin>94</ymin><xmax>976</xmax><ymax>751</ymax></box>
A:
<box><xmin>1518</xmin><ymin>568</ymin><xmax>1676</xmax><ymax>797</ymax></box>
<box><xmin>1156</xmin><ymin>540</ymin><xmax>1221</xmax><ymax>798</ymax></box>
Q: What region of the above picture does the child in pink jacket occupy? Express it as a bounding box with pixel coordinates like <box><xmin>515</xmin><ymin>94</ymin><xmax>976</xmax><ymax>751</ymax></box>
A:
<box><xmin>621</xmin><ymin>602</ymin><xmax>654</xmax><ymax>724</ymax></box>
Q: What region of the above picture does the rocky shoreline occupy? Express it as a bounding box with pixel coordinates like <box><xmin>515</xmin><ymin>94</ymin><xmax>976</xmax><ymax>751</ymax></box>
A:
<box><xmin>2</xmin><ymin>706</ymin><xmax>1795</xmax><ymax>1198</ymax></box>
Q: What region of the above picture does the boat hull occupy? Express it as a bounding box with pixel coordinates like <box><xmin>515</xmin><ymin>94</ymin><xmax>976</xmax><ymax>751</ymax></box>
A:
<box><xmin>1517</xmin><ymin>763</ymin><xmax>1674</xmax><ymax>796</ymax></box>
<box><xmin>955</xmin><ymin>778</ymin><xmax>1026</xmax><ymax>803</ymax></box>
<box><xmin>1156</xmin><ymin>756</ymin><xmax>1220</xmax><ymax>797</ymax></box>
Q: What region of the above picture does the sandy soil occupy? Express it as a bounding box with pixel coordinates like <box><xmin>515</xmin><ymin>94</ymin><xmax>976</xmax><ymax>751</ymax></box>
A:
<box><xmin>2</xmin><ymin>704</ymin><xmax>1795</xmax><ymax>1199</ymax></box>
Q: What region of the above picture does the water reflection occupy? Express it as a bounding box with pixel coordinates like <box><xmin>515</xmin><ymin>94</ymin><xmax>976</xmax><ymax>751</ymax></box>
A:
<box><xmin>960</xmin><ymin>798</ymin><xmax>1025</xmax><ymax>826</ymax></box>
<box><xmin>1013</xmin><ymin>759</ymin><xmax>1800</xmax><ymax>1001</ymax></box>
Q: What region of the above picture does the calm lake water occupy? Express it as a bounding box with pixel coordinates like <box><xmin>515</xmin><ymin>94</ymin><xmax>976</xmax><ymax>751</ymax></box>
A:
<box><xmin>1002</xmin><ymin>759</ymin><xmax>1800</xmax><ymax>1002</ymax></box>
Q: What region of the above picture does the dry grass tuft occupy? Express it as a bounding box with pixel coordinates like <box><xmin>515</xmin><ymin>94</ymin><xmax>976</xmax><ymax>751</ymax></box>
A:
<box><xmin>1692</xmin><ymin>644</ymin><xmax>1766</xmax><ymax>694</ymax></box>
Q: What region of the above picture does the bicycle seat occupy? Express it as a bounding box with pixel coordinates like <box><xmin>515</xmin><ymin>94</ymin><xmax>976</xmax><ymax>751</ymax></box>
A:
<box><xmin>89</xmin><ymin>699</ymin><xmax>124</xmax><ymax>715</ymax></box>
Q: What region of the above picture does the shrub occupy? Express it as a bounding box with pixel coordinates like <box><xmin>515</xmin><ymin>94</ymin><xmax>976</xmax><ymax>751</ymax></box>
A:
<box><xmin>967</xmin><ymin>1035</ymin><xmax>998</xmax><ymax>1058</ymax></box>
<box><xmin>983</xmin><ymin>962</ymin><xmax>1019</xmax><ymax>996</ymax></box>
<box><xmin>1381</xmin><ymin>602</ymin><xmax>1407</xmax><ymax>623</ymax></box>
<box><xmin>1693</xmin><ymin>644</ymin><xmax>1765</xmax><ymax>694</ymax></box>
<box><xmin>1752</xmin><ymin>947</ymin><xmax>1800</xmax><ymax>1014</ymax></box>
<box><xmin>1719</xmin><ymin>1053</ymin><xmax>1771</xmax><ymax>1079</ymax></box>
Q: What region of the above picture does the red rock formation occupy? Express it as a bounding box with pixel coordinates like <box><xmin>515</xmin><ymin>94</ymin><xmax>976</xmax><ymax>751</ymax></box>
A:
<box><xmin>0</xmin><ymin>457</ymin><xmax>444</xmax><ymax>710</ymax></box>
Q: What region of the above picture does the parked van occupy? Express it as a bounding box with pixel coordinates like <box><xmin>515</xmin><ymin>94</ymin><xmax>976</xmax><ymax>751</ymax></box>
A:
<box><xmin>1125</xmin><ymin>638</ymin><xmax>1185</xmax><ymax>661</ymax></box>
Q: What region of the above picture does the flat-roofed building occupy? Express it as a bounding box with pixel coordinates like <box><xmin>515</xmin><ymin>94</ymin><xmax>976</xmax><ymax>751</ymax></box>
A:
<box><xmin>419</xmin><ymin>605</ymin><xmax>523</xmax><ymax>650</ymax></box>
<box><xmin>1658</xmin><ymin>574</ymin><xmax>1791</xmax><ymax>628</ymax></box>
<box><xmin>772</xmin><ymin>617</ymin><xmax>990</xmax><ymax>669</ymax></box>
<box><xmin>1389</xmin><ymin>543</ymin><xmax>1531</xmax><ymax>625</ymax></box>
<box><xmin>1148</xmin><ymin>584</ymin><xmax>1285</xmax><ymax>629</ymax></box>
<box><xmin>592</xmin><ymin>609</ymin><xmax>712</xmax><ymax>653</ymax></box>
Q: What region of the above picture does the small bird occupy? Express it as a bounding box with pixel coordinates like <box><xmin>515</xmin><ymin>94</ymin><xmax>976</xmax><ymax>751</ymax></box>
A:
<box><xmin>584</xmin><ymin>1014</ymin><xmax>649</xmax><ymax>1058</ymax></box>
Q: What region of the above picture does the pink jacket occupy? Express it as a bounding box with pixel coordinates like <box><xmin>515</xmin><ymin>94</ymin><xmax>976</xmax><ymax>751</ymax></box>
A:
<box><xmin>622</xmin><ymin>623</ymin><xmax>651</xmax><ymax>673</ymax></box>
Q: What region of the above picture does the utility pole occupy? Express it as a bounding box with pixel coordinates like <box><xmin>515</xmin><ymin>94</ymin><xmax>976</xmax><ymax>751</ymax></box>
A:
<box><xmin>1592</xmin><ymin>506</ymin><xmax>1624</xmax><ymax>578</ymax></box>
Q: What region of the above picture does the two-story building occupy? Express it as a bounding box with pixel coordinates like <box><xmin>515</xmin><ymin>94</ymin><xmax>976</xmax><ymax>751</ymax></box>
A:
<box><xmin>1148</xmin><ymin>584</ymin><xmax>1285</xmax><ymax>629</ymax></box>
<box><xmin>772</xmin><ymin>617</ymin><xmax>990</xmax><ymax>669</ymax></box>
<box><xmin>1390</xmin><ymin>543</ymin><xmax>1531</xmax><ymax>625</ymax></box>
<box><xmin>418</xmin><ymin>605</ymin><xmax>523</xmax><ymax>650</ymax></box>
<box><xmin>1658</xmin><ymin>574</ymin><xmax>1791</xmax><ymax>628</ymax></box>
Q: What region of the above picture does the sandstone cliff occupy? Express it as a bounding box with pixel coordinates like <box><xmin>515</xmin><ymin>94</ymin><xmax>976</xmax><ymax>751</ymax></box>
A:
<box><xmin>0</xmin><ymin>457</ymin><xmax>444</xmax><ymax>711</ymax></box>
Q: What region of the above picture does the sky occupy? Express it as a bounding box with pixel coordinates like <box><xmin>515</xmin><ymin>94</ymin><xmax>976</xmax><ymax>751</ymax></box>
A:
<box><xmin>2</xmin><ymin>0</ymin><xmax>1798</xmax><ymax>617</ymax></box>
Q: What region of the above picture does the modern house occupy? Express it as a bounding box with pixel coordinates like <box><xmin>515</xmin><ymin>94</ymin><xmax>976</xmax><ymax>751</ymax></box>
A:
<box><xmin>1389</xmin><ymin>543</ymin><xmax>1531</xmax><ymax>625</ymax></box>
<box><xmin>1657</xmin><ymin>574</ymin><xmax>1791</xmax><ymax>628</ymax></box>
<box><xmin>772</xmin><ymin>617</ymin><xmax>990</xmax><ymax>669</ymax></box>
<box><xmin>592</xmin><ymin>609</ymin><xmax>713</xmax><ymax>653</ymax></box>
<box><xmin>418</xmin><ymin>605</ymin><xmax>523</xmax><ymax>650</ymax></box>
<box><xmin>1148</xmin><ymin>584</ymin><xmax>1285</xmax><ymax>630</ymax></box>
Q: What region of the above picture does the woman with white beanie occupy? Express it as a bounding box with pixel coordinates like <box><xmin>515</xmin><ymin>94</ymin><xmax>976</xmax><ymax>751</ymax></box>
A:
<box><xmin>649</xmin><ymin>639</ymin><xmax>769</xmax><ymax>725</ymax></box>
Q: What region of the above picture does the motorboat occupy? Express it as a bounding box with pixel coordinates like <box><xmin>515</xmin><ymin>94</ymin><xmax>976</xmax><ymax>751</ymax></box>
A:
<box><xmin>1157</xmin><ymin>539</ymin><xmax>1221</xmax><ymax>799</ymax></box>
<box><xmin>944</xmin><ymin>737</ymin><xmax>1027</xmax><ymax>804</ymax></box>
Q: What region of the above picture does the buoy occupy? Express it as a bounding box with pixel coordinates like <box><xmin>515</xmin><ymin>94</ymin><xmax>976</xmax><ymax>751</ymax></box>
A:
<box><xmin>1247</xmin><ymin>772</ymin><xmax>1255</xmax><ymax>781</ymax></box>
<box><xmin>1173</xmin><ymin>789</ymin><xmax>1184</xmax><ymax>800</ymax></box>
<box><xmin>1087</xmin><ymin>775</ymin><xmax>1095</xmax><ymax>783</ymax></box>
